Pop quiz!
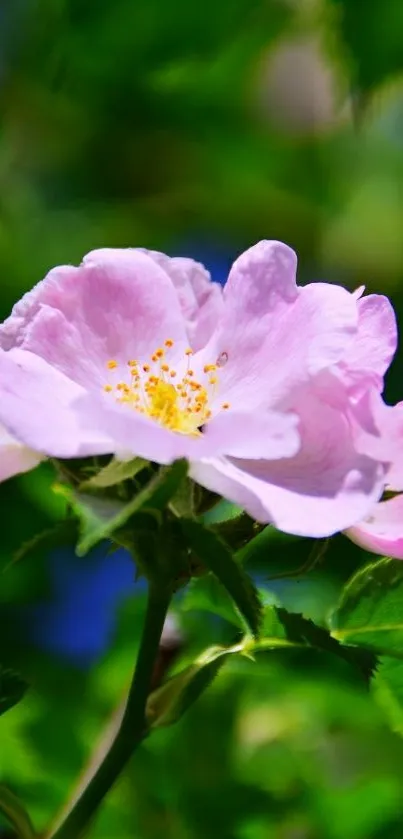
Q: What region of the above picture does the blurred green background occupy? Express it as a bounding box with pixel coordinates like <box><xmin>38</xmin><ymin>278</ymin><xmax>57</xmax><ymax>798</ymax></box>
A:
<box><xmin>2</xmin><ymin>0</ymin><xmax>403</xmax><ymax>836</ymax></box>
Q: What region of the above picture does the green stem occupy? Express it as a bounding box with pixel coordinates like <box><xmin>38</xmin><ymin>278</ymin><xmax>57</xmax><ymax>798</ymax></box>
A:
<box><xmin>48</xmin><ymin>583</ymin><xmax>171</xmax><ymax>839</ymax></box>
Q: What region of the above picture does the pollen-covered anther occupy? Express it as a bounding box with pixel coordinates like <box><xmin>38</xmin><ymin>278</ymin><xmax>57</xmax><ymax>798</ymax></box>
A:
<box><xmin>222</xmin><ymin>402</ymin><xmax>230</xmax><ymax>410</ymax></box>
<box><xmin>107</xmin><ymin>359</ymin><xmax>118</xmax><ymax>370</ymax></box>
<box><xmin>103</xmin><ymin>340</ymin><xmax>225</xmax><ymax>434</ymax></box>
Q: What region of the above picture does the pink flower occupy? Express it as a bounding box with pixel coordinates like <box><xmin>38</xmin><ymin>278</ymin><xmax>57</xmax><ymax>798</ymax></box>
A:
<box><xmin>345</xmin><ymin>398</ymin><xmax>403</xmax><ymax>558</ymax></box>
<box><xmin>0</xmin><ymin>241</ymin><xmax>392</xmax><ymax>536</ymax></box>
<box><xmin>0</xmin><ymin>424</ymin><xmax>42</xmax><ymax>482</ymax></box>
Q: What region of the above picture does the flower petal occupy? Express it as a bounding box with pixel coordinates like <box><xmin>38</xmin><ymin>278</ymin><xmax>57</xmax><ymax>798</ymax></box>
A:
<box><xmin>0</xmin><ymin>249</ymin><xmax>188</xmax><ymax>386</ymax></box>
<box><xmin>339</xmin><ymin>294</ymin><xmax>397</xmax><ymax>391</ymax></box>
<box><xmin>76</xmin><ymin>396</ymin><xmax>301</xmax><ymax>464</ymax></box>
<box><xmin>0</xmin><ymin>349</ymin><xmax>115</xmax><ymax>458</ymax></box>
<box><xmin>201</xmin><ymin>240</ymin><xmax>358</xmax><ymax>410</ymax></box>
<box><xmin>0</xmin><ymin>424</ymin><xmax>42</xmax><ymax>482</ymax></box>
<box><xmin>346</xmin><ymin>495</ymin><xmax>403</xmax><ymax>559</ymax></box>
<box><xmin>191</xmin><ymin>395</ymin><xmax>385</xmax><ymax>537</ymax></box>
<box><xmin>137</xmin><ymin>249</ymin><xmax>223</xmax><ymax>350</ymax></box>
<box><xmin>352</xmin><ymin>392</ymin><xmax>403</xmax><ymax>491</ymax></box>
<box><xmin>202</xmin><ymin>409</ymin><xmax>300</xmax><ymax>459</ymax></box>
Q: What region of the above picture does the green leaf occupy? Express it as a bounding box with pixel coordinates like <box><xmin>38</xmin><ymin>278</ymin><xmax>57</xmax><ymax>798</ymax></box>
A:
<box><xmin>0</xmin><ymin>785</ymin><xmax>35</xmax><ymax>838</ymax></box>
<box><xmin>372</xmin><ymin>657</ymin><xmax>403</xmax><ymax>736</ymax></box>
<box><xmin>146</xmin><ymin>643</ymin><xmax>243</xmax><ymax>728</ymax></box>
<box><xmin>202</xmin><ymin>499</ymin><xmax>243</xmax><ymax>524</ymax></box>
<box><xmin>13</xmin><ymin>520</ymin><xmax>78</xmax><ymax>565</ymax></box>
<box><xmin>0</xmin><ymin>667</ymin><xmax>27</xmax><ymax>718</ymax></box>
<box><xmin>79</xmin><ymin>456</ymin><xmax>148</xmax><ymax>489</ymax></box>
<box><xmin>56</xmin><ymin>459</ymin><xmax>188</xmax><ymax>556</ymax></box>
<box><xmin>330</xmin><ymin>557</ymin><xmax>403</xmax><ymax>657</ymax></box>
<box><xmin>329</xmin><ymin>0</ymin><xmax>403</xmax><ymax>100</ymax></box>
<box><xmin>258</xmin><ymin>607</ymin><xmax>375</xmax><ymax>679</ymax></box>
<box><xmin>182</xmin><ymin>574</ymin><xmax>244</xmax><ymax>629</ymax></box>
<box><xmin>235</xmin><ymin>523</ymin><xmax>302</xmax><ymax>567</ymax></box>
<box><xmin>181</xmin><ymin>518</ymin><xmax>262</xmax><ymax>637</ymax></box>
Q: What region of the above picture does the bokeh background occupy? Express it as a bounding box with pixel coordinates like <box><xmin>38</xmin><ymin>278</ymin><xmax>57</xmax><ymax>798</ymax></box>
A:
<box><xmin>2</xmin><ymin>0</ymin><xmax>403</xmax><ymax>837</ymax></box>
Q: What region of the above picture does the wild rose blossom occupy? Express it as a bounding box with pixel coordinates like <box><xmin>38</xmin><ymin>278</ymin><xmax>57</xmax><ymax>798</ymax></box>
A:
<box><xmin>0</xmin><ymin>240</ymin><xmax>395</xmax><ymax>537</ymax></box>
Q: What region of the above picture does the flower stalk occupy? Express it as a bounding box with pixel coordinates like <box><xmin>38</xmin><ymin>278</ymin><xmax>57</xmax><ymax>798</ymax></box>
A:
<box><xmin>47</xmin><ymin>582</ymin><xmax>172</xmax><ymax>839</ymax></box>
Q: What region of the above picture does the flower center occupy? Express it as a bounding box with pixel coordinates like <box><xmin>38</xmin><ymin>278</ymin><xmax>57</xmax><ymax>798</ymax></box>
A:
<box><xmin>103</xmin><ymin>340</ymin><xmax>230</xmax><ymax>435</ymax></box>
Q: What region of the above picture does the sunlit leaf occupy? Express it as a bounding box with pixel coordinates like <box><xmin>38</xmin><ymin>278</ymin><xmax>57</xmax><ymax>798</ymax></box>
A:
<box><xmin>79</xmin><ymin>457</ymin><xmax>148</xmax><ymax>490</ymax></box>
<box><xmin>146</xmin><ymin>643</ymin><xmax>243</xmax><ymax>728</ymax></box>
<box><xmin>330</xmin><ymin>558</ymin><xmax>403</xmax><ymax>657</ymax></box>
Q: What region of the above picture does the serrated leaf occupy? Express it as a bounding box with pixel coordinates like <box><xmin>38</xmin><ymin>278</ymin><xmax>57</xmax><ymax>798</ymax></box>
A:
<box><xmin>0</xmin><ymin>667</ymin><xmax>27</xmax><ymax>718</ymax></box>
<box><xmin>146</xmin><ymin>643</ymin><xmax>242</xmax><ymax>728</ymax></box>
<box><xmin>55</xmin><ymin>459</ymin><xmax>188</xmax><ymax>555</ymax></box>
<box><xmin>79</xmin><ymin>456</ymin><xmax>148</xmax><ymax>489</ymax></box>
<box><xmin>257</xmin><ymin>607</ymin><xmax>375</xmax><ymax>679</ymax></box>
<box><xmin>181</xmin><ymin>518</ymin><xmax>262</xmax><ymax>637</ymax></box>
<box><xmin>329</xmin><ymin>557</ymin><xmax>403</xmax><ymax>657</ymax></box>
<box><xmin>0</xmin><ymin>786</ymin><xmax>35</xmax><ymax>839</ymax></box>
<box><xmin>182</xmin><ymin>574</ymin><xmax>244</xmax><ymax>629</ymax></box>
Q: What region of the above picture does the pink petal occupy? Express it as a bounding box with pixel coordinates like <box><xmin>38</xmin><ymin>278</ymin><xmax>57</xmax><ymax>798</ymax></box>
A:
<box><xmin>77</xmin><ymin>397</ymin><xmax>301</xmax><ymax>464</ymax></box>
<box><xmin>346</xmin><ymin>495</ymin><xmax>403</xmax><ymax>559</ymax></box>
<box><xmin>137</xmin><ymin>249</ymin><xmax>223</xmax><ymax>350</ymax></box>
<box><xmin>190</xmin><ymin>394</ymin><xmax>385</xmax><ymax>537</ymax></box>
<box><xmin>0</xmin><ymin>249</ymin><xmax>188</xmax><ymax>386</ymax></box>
<box><xmin>352</xmin><ymin>392</ymin><xmax>403</xmax><ymax>491</ymax></box>
<box><xmin>0</xmin><ymin>349</ymin><xmax>114</xmax><ymax>458</ymax></box>
<box><xmin>201</xmin><ymin>409</ymin><xmax>300</xmax><ymax>459</ymax></box>
<box><xmin>339</xmin><ymin>294</ymin><xmax>397</xmax><ymax>391</ymax></box>
<box><xmin>201</xmin><ymin>241</ymin><xmax>358</xmax><ymax>410</ymax></box>
<box><xmin>0</xmin><ymin>425</ymin><xmax>42</xmax><ymax>482</ymax></box>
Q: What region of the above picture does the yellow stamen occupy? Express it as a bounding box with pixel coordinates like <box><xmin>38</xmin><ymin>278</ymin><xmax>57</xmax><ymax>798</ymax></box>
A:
<box><xmin>102</xmin><ymin>340</ymin><xmax>228</xmax><ymax>435</ymax></box>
